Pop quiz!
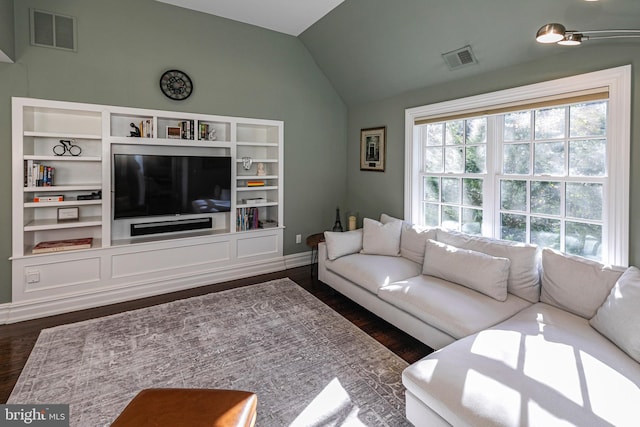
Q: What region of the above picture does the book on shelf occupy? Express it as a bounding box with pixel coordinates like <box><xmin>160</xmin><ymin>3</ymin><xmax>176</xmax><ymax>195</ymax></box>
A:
<box><xmin>236</xmin><ymin>207</ymin><xmax>259</xmax><ymax>231</ymax></box>
<box><xmin>32</xmin><ymin>237</ymin><xmax>93</xmax><ymax>254</ymax></box>
<box><xmin>25</xmin><ymin>160</ymin><xmax>55</xmax><ymax>187</ymax></box>
<box><xmin>180</xmin><ymin>120</ymin><xmax>194</xmax><ymax>140</ymax></box>
<box><xmin>246</xmin><ymin>180</ymin><xmax>265</xmax><ymax>187</ymax></box>
<box><xmin>139</xmin><ymin>119</ymin><xmax>153</xmax><ymax>138</ymax></box>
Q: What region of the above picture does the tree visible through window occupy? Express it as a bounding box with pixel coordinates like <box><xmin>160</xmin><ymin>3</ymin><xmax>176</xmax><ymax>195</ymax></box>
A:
<box><xmin>406</xmin><ymin>67</ymin><xmax>630</xmax><ymax>266</ymax></box>
<box><xmin>418</xmin><ymin>101</ymin><xmax>607</xmax><ymax>260</ymax></box>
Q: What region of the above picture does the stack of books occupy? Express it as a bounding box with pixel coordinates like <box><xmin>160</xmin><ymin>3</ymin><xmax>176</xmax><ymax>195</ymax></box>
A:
<box><xmin>32</xmin><ymin>237</ymin><xmax>93</xmax><ymax>254</ymax></box>
<box><xmin>237</xmin><ymin>207</ymin><xmax>259</xmax><ymax>231</ymax></box>
<box><xmin>247</xmin><ymin>180</ymin><xmax>265</xmax><ymax>187</ymax></box>
<box><xmin>25</xmin><ymin>160</ymin><xmax>55</xmax><ymax>187</ymax></box>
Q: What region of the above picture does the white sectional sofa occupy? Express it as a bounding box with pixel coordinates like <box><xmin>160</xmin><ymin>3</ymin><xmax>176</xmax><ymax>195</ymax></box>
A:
<box><xmin>318</xmin><ymin>215</ymin><xmax>640</xmax><ymax>427</ymax></box>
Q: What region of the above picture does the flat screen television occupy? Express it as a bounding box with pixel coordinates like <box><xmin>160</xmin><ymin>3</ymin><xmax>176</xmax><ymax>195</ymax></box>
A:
<box><xmin>113</xmin><ymin>154</ymin><xmax>232</xmax><ymax>219</ymax></box>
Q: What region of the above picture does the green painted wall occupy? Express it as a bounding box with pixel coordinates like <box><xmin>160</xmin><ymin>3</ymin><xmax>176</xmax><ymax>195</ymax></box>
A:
<box><xmin>0</xmin><ymin>0</ymin><xmax>14</xmax><ymax>61</ymax></box>
<box><xmin>0</xmin><ymin>0</ymin><xmax>347</xmax><ymax>303</ymax></box>
<box><xmin>347</xmin><ymin>44</ymin><xmax>639</xmax><ymax>266</ymax></box>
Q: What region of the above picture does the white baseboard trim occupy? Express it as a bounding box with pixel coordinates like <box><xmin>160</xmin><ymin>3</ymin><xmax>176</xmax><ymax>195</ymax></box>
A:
<box><xmin>3</xmin><ymin>252</ymin><xmax>310</xmax><ymax>324</ymax></box>
<box><xmin>0</xmin><ymin>303</ymin><xmax>11</xmax><ymax>324</ymax></box>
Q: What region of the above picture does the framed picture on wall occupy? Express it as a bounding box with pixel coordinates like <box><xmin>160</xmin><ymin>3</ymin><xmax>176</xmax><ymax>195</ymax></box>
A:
<box><xmin>360</xmin><ymin>126</ymin><xmax>386</xmax><ymax>172</ymax></box>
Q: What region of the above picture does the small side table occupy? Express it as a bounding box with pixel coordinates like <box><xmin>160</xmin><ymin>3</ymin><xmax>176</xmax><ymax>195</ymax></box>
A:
<box><xmin>306</xmin><ymin>232</ymin><xmax>325</xmax><ymax>277</ymax></box>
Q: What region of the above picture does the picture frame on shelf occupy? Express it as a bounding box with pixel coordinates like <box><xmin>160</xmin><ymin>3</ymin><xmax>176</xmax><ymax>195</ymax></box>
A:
<box><xmin>167</xmin><ymin>126</ymin><xmax>181</xmax><ymax>139</ymax></box>
<box><xmin>57</xmin><ymin>207</ymin><xmax>79</xmax><ymax>221</ymax></box>
<box><xmin>360</xmin><ymin>126</ymin><xmax>386</xmax><ymax>172</ymax></box>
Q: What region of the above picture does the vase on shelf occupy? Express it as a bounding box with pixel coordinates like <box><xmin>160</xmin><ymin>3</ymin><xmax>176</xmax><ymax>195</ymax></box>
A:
<box><xmin>332</xmin><ymin>207</ymin><xmax>343</xmax><ymax>232</ymax></box>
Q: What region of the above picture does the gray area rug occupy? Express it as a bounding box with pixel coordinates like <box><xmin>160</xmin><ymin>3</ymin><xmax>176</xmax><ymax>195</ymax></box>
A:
<box><xmin>9</xmin><ymin>278</ymin><xmax>411</xmax><ymax>426</ymax></box>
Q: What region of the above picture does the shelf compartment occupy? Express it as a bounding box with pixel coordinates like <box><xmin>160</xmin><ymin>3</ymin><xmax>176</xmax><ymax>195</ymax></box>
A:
<box><xmin>111</xmin><ymin>113</ymin><xmax>154</xmax><ymax>138</ymax></box>
<box><xmin>197</xmin><ymin>120</ymin><xmax>231</xmax><ymax>142</ymax></box>
<box><xmin>24</xmin><ymin>216</ymin><xmax>102</xmax><ymax>231</ymax></box>
<box><xmin>24</xmin><ymin>155</ymin><xmax>101</xmax><ymax>162</ymax></box>
<box><xmin>236</xmin><ymin>186</ymin><xmax>278</xmax><ymax>192</ymax></box>
<box><xmin>23</xmin><ymin>107</ymin><xmax>101</xmax><ymax>136</ymax></box>
<box><xmin>24</xmin><ymin>185</ymin><xmax>102</xmax><ymax>192</ymax></box>
<box><xmin>236</xmin><ymin>123</ymin><xmax>280</xmax><ymax>144</ymax></box>
<box><xmin>157</xmin><ymin>117</ymin><xmax>195</xmax><ymax>140</ymax></box>
<box><xmin>24</xmin><ymin>200</ymin><xmax>103</xmax><ymax>208</ymax></box>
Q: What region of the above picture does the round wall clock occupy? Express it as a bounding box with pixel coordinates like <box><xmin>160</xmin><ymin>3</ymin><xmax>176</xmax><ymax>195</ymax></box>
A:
<box><xmin>159</xmin><ymin>69</ymin><xmax>193</xmax><ymax>100</ymax></box>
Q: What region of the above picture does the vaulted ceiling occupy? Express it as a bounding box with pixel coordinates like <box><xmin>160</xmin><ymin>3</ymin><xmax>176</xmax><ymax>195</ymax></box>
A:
<box><xmin>158</xmin><ymin>0</ymin><xmax>640</xmax><ymax>106</ymax></box>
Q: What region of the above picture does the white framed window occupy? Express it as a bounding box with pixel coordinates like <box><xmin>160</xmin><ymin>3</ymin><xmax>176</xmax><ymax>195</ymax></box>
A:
<box><xmin>405</xmin><ymin>66</ymin><xmax>631</xmax><ymax>266</ymax></box>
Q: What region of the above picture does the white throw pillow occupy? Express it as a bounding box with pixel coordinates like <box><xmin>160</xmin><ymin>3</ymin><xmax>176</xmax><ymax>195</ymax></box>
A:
<box><xmin>400</xmin><ymin>224</ymin><xmax>437</xmax><ymax>264</ymax></box>
<box><xmin>378</xmin><ymin>214</ymin><xmax>436</xmax><ymax>264</ymax></box>
<box><xmin>360</xmin><ymin>218</ymin><xmax>402</xmax><ymax>256</ymax></box>
<box><xmin>540</xmin><ymin>248</ymin><xmax>624</xmax><ymax>319</ymax></box>
<box><xmin>436</xmin><ymin>229</ymin><xmax>540</xmax><ymax>303</ymax></box>
<box><xmin>324</xmin><ymin>229</ymin><xmax>363</xmax><ymax>260</ymax></box>
<box><xmin>590</xmin><ymin>266</ymin><xmax>640</xmax><ymax>363</ymax></box>
<box><xmin>379</xmin><ymin>213</ymin><xmax>402</xmax><ymax>224</ymax></box>
<box><xmin>423</xmin><ymin>239</ymin><xmax>511</xmax><ymax>301</ymax></box>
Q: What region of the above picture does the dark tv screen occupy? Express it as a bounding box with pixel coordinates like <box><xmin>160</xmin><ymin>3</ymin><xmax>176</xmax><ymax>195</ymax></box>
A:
<box><xmin>113</xmin><ymin>154</ymin><xmax>231</xmax><ymax>219</ymax></box>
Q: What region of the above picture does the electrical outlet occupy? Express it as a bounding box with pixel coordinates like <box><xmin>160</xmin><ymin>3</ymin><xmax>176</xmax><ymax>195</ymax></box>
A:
<box><xmin>296</xmin><ymin>234</ymin><xmax>302</xmax><ymax>244</ymax></box>
<box><xmin>26</xmin><ymin>270</ymin><xmax>40</xmax><ymax>284</ymax></box>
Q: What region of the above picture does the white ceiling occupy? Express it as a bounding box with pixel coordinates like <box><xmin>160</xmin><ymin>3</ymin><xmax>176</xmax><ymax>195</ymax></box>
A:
<box><xmin>155</xmin><ymin>0</ymin><xmax>344</xmax><ymax>36</ymax></box>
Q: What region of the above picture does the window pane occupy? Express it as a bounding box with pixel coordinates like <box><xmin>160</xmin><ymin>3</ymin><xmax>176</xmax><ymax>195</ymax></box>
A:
<box><xmin>423</xmin><ymin>176</ymin><xmax>440</xmax><ymax>202</ymax></box>
<box><xmin>462</xmin><ymin>208</ymin><xmax>482</xmax><ymax>235</ymax></box>
<box><xmin>442</xmin><ymin>205</ymin><xmax>460</xmax><ymax>230</ymax></box>
<box><xmin>504</xmin><ymin>111</ymin><xmax>531</xmax><ymax>142</ymax></box>
<box><xmin>442</xmin><ymin>178</ymin><xmax>460</xmax><ymax>203</ymax></box>
<box><xmin>535</xmin><ymin>107</ymin><xmax>565</xmax><ymax>140</ymax></box>
<box><xmin>425</xmin><ymin>146</ymin><xmax>443</xmax><ymax>172</ymax></box>
<box><xmin>466</xmin><ymin>118</ymin><xmax>487</xmax><ymax>144</ymax></box>
<box><xmin>569</xmin><ymin>139</ymin><xmax>605</xmax><ymax>177</ymax></box>
<box><xmin>531</xmin><ymin>217</ymin><xmax>560</xmax><ymax>250</ymax></box>
<box><xmin>534</xmin><ymin>142</ymin><xmax>564</xmax><ymax>175</ymax></box>
<box><xmin>423</xmin><ymin>203</ymin><xmax>439</xmax><ymax>226</ymax></box>
<box><xmin>501</xmin><ymin>213</ymin><xmax>526</xmax><ymax>242</ymax></box>
<box><xmin>531</xmin><ymin>181</ymin><xmax>561</xmax><ymax>215</ymax></box>
<box><xmin>566</xmin><ymin>183</ymin><xmax>602</xmax><ymax>220</ymax></box>
<box><xmin>570</xmin><ymin>101</ymin><xmax>607</xmax><ymax>138</ymax></box>
<box><xmin>425</xmin><ymin>123</ymin><xmax>444</xmax><ymax>146</ymax></box>
<box><xmin>501</xmin><ymin>180</ymin><xmax>527</xmax><ymax>211</ymax></box>
<box><xmin>465</xmin><ymin>145</ymin><xmax>486</xmax><ymax>173</ymax></box>
<box><xmin>566</xmin><ymin>221</ymin><xmax>602</xmax><ymax>260</ymax></box>
<box><xmin>446</xmin><ymin>121</ymin><xmax>464</xmax><ymax>145</ymax></box>
<box><xmin>503</xmin><ymin>143</ymin><xmax>530</xmax><ymax>175</ymax></box>
<box><xmin>463</xmin><ymin>178</ymin><xmax>483</xmax><ymax>207</ymax></box>
<box><xmin>445</xmin><ymin>146</ymin><xmax>464</xmax><ymax>173</ymax></box>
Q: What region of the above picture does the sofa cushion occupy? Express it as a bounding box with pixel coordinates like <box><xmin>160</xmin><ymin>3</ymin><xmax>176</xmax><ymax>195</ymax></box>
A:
<box><xmin>360</xmin><ymin>218</ymin><xmax>402</xmax><ymax>256</ymax></box>
<box><xmin>325</xmin><ymin>253</ymin><xmax>421</xmax><ymax>294</ymax></box>
<box><xmin>590</xmin><ymin>266</ymin><xmax>640</xmax><ymax>363</ymax></box>
<box><xmin>378</xmin><ymin>275</ymin><xmax>530</xmax><ymax>339</ymax></box>
<box><xmin>379</xmin><ymin>213</ymin><xmax>437</xmax><ymax>264</ymax></box>
<box><xmin>403</xmin><ymin>302</ymin><xmax>640</xmax><ymax>427</ymax></box>
<box><xmin>323</xmin><ymin>229</ymin><xmax>363</xmax><ymax>260</ymax></box>
<box><xmin>423</xmin><ymin>239</ymin><xmax>510</xmax><ymax>301</ymax></box>
<box><xmin>540</xmin><ymin>248</ymin><xmax>624</xmax><ymax>319</ymax></box>
<box><xmin>436</xmin><ymin>229</ymin><xmax>540</xmax><ymax>303</ymax></box>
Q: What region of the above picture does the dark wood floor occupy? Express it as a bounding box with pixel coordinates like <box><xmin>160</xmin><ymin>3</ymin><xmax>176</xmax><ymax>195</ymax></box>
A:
<box><xmin>0</xmin><ymin>266</ymin><xmax>433</xmax><ymax>403</ymax></box>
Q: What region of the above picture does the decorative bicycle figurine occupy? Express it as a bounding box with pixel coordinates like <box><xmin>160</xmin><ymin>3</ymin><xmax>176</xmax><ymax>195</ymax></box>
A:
<box><xmin>53</xmin><ymin>139</ymin><xmax>82</xmax><ymax>156</ymax></box>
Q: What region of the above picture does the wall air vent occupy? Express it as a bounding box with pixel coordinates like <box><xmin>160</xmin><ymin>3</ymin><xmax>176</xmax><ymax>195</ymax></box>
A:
<box><xmin>442</xmin><ymin>45</ymin><xmax>478</xmax><ymax>70</ymax></box>
<box><xmin>30</xmin><ymin>9</ymin><xmax>77</xmax><ymax>52</ymax></box>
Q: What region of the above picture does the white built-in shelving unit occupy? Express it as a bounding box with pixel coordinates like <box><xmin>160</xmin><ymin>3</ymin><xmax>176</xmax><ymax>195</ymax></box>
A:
<box><xmin>10</xmin><ymin>97</ymin><xmax>284</xmax><ymax>323</ymax></box>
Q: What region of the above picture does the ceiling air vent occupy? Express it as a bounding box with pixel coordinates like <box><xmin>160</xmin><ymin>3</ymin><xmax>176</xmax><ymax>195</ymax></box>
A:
<box><xmin>30</xmin><ymin>9</ymin><xmax>77</xmax><ymax>52</ymax></box>
<box><xmin>442</xmin><ymin>45</ymin><xmax>478</xmax><ymax>70</ymax></box>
